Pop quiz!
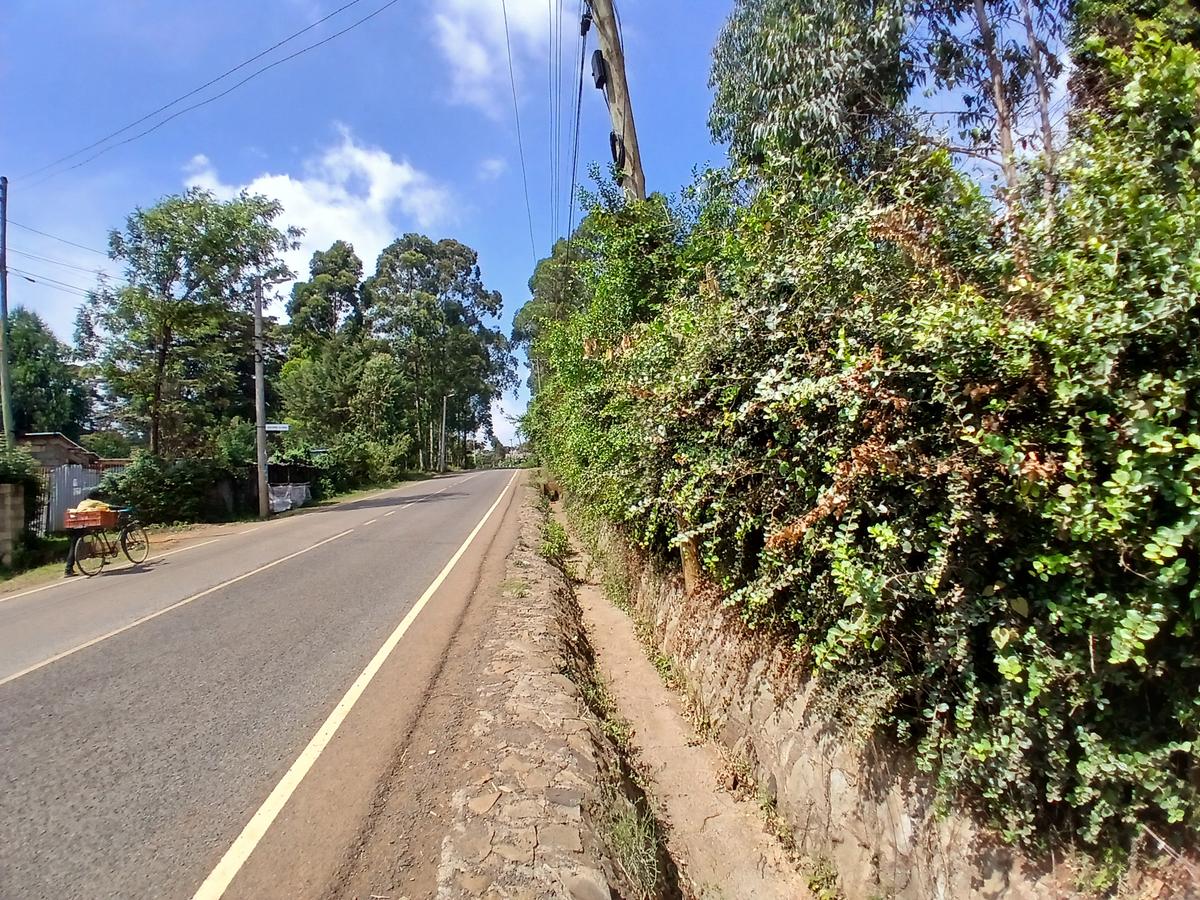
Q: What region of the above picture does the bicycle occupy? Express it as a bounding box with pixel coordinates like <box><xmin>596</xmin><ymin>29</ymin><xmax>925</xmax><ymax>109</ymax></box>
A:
<box><xmin>73</xmin><ymin>508</ymin><xmax>152</xmax><ymax>577</ymax></box>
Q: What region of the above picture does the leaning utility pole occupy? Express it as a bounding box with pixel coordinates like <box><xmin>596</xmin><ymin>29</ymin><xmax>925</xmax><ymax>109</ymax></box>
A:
<box><xmin>0</xmin><ymin>177</ymin><xmax>15</xmax><ymax>448</ymax></box>
<box><xmin>253</xmin><ymin>278</ymin><xmax>269</xmax><ymax>519</ymax></box>
<box><xmin>587</xmin><ymin>0</ymin><xmax>646</xmax><ymax>201</ymax></box>
<box><xmin>588</xmin><ymin>1</ymin><xmax>696</xmax><ymax>589</ymax></box>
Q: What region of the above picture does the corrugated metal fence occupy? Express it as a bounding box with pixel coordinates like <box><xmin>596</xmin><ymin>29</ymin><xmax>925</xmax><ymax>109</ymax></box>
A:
<box><xmin>36</xmin><ymin>464</ymin><xmax>123</xmax><ymax>535</ymax></box>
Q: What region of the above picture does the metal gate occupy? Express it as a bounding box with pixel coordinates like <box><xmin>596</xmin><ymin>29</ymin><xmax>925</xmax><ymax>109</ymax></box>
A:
<box><xmin>37</xmin><ymin>465</ymin><xmax>104</xmax><ymax>535</ymax></box>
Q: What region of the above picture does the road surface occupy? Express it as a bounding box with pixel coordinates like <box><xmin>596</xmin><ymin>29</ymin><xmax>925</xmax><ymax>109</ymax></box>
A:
<box><xmin>0</xmin><ymin>469</ymin><xmax>521</xmax><ymax>899</ymax></box>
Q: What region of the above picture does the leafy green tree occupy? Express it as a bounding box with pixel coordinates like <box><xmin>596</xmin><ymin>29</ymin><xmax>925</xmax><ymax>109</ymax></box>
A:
<box><xmin>710</xmin><ymin>0</ymin><xmax>1070</xmax><ymax>193</ymax></box>
<box><xmin>366</xmin><ymin>234</ymin><xmax>513</xmax><ymax>466</ymax></box>
<box><xmin>79</xmin><ymin>430</ymin><xmax>134</xmax><ymax>459</ymax></box>
<box><xmin>911</xmin><ymin>0</ymin><xmax>1069</xmax><ymax>196</ymax></box>
<box><xmin>75</xmin><ymin>188</ymin><xmax>300</xmax><ymax>455</ymax></box>
<box><xmin>8</xmin><ymin>307</ymin><xmax>88</xmax><ymax>438</ymax></box>
<box><xmin>350</xmin><ymin>353</ymin><xmax>407</xmax><ymax>439</ymax></box>
<box><xmin>710</xmin><ymin>0</ymin><xmax>912</xmax><ymax>169</ymax></box>
<box><xmin>513</xmin><ymin>239</ymin><xmax>588</xmax><ymax>392</ymax></box>
<box><xmin>286</xmin><ymin>240</ymin><xmax>366</xmax><ymax>353</ymax></box>
<box><xmin>278</xmin><ymin>332</ymin><xmax>374</xmax><ymax>442</ymax></box>
<box><xmin>214</xmin><ymin>416</ymin><xmax>257</xmax><ymax>466</ymax></box>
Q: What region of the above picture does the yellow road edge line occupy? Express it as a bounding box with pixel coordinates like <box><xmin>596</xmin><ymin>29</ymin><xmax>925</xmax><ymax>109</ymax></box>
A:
<box><xmin>190</xmin><ymin>471</ymin><xmax>518</xmax><ymax>900</ymax></box>
<box><xmin>0</xmin><ymin>529</ymin><xmax>355</xmax><ymax>689</ymax></box>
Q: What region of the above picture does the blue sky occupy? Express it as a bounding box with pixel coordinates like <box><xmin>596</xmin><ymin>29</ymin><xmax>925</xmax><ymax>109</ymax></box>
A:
<box><xmin>0</xmin><ymin>0</ymin><xmax>733</xmax><ymax>443</ymax></box>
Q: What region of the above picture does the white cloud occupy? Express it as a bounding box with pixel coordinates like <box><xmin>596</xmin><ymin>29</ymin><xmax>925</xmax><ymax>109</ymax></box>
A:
<box><xmin>432</xmin><ymin>0</ymin><xmax>556</xmax><ymax>114</ymax></box>
<box><xmin>184</xmin><ymin>128</ymin><xmax>453</xmax><ymax>307</ymax></box>
<box><xmin>477</xmin><ymin>156</ymin><xmax>508</xmax><ymax>180</ymax></box>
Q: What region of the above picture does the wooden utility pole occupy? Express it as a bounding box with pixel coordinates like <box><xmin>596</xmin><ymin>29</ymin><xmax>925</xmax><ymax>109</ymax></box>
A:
<box><xmin>587</xmin><ymin>0</ymin><xmax>646</xmax><ymax>201</ymax></box>
<box><xmin>0</xmin><ymin>177</ymin><xmax>15</xmax><ymax>448</ymax></box>
<box><xmin>253</xmin><ymin>278</ymin><xmax>269</xmax><ymax>519</ymax></box>
<box><xmin>588</xmin><ymin>2</ymin><xmax>700</xmax><ymax>590</ymax></box>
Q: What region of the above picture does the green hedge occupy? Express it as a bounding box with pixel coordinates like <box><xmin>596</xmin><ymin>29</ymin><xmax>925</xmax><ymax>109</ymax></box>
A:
<box><xmin>96</xmin><ymin>432</ymin><xmax>414</xmax><ymax>527</ymax></box>
<box><xmin>527</xmin><ymin>25</ymin><xmax>1198</xmax><ymax>876</ymax></box>
<box><xmin>97</xmin><ymin>453</ymin><xmax>249</xmax><ymax>524</ymax></box>
<box><xmin>274</xmin><ymin>430</ymin><xmax>412</xmax><ymax>500</ymax></box>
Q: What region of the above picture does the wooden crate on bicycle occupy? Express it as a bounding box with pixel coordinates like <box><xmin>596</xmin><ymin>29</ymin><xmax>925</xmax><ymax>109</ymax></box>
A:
<box><xmin>64</xmin><ymin>508</ymin><xmax>120</xmax><ymax>529</ymax></box>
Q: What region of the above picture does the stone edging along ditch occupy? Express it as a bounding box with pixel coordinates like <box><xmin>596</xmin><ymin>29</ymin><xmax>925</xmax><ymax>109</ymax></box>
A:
<box><xmin>435</xmin><ymin>486</ymin><xmax>678</xmax><ymax>900</ymax></box>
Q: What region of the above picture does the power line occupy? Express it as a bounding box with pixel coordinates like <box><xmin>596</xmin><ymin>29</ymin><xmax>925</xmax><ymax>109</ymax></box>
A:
<box><xmin>555</xmin><ymin>0</ymin><xmax>566</xmax><ymax>243</ymax></box>
<box><xmin>548</xmin><ymin>0</ymin><xmax>558</xmax><ymax>245</ymax></box>
<box><xmin>501</xmin><ymin>0</ymin><xmax>538</xmax><ymax>262</ymax></box>
<box><xmin>19</xmin><ymin>0</ymin><xmax>370</xmax><ymax>182</ymax></box>
<box><xmin>9</xmin><ymin>267</ymin><xmax>94</xmax><ymax>293</ymax></box>
<box><xmin>9</xmin><ymin>247</ymin><xmax>113</xmax><ymax>277</ymax></box>
<box><xmin>8</xmin><ymin>220</ymin><xmax>108</xmax><ymax>256</ymax></box>
<box><xmin>28</xmin><ymin>0</ymin><xmax>403</xmax><ymax>187</ymax></box>
<box><xmin>8</xmin><ymin>267</ymin><xmax>95</xmax><ymax>298</ymax></box>
<box><xmin>566</xmin><ymin>4</ymin><xmax>590</xmax><ymax>243</ymax></box>
<box><xmin>19</xmin><ymin>282</ymin><xmax>92</xmax><ymax>300</ymax></box>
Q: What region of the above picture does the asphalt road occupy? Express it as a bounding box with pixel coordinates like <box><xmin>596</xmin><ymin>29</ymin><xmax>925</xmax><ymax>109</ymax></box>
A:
<box><xmin>0</xmin><ymin>469</ymin><xmax>520</xmax><ymax>900</ymax></box>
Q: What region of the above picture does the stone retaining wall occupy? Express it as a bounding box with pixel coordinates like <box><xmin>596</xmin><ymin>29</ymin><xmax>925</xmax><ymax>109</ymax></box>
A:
<box><xmin>588</xmin><ymin>520</ymin><xmax>1179</xmax><ymax>900</ymax></box>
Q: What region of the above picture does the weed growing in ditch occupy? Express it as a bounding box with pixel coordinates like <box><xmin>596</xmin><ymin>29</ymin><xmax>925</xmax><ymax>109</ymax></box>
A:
<box><xmin>577</xmin><ymin>667</ymin><xmax>635</xmax><ymax>750</ymax></box>
<box><xmin>803</xmin><ymin>855</ymin><xmax>843</xmax><ymax>900</ymax></box>
<box><xmin>599</xmin><ymin>781</ymin><xmax>665</xmax><ymax>900</ymax></box>
<box><xmin>501</xmin><ymin>577</ymin><xmax>529</xmax><ymax>599</ymax></box>
<box><xmin>539</xmin><ymin>519</ymin><xmax>569</xmax><ymax>565</ymax></box>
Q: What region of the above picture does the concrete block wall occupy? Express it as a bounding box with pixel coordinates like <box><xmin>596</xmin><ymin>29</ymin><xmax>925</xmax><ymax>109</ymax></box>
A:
<box><xmin>0</xmin><ymin>483</ymin><xmax>25</xmax><ymax>567</ymax></box>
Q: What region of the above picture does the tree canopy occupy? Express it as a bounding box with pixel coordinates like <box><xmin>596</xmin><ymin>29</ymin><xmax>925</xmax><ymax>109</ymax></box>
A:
<box><xmin>8</xmin><ymin>307</ymin><xmax>88</xmax><ymax>439</ymax></box>
<box><xmin>75</xmin><ymin>188</ymin><xmax>300</xmax><ymax>455</ymax></box>
<box><xmin>276</xmin><ymin>234</ymin><xmax>513</xmax><ymax>474</ymax></box>
<box><xmin>710</xmin><ymin>0</ymin><xmax>1072</xmax><ymax>195</ymax></box>
<box><xmin>525</xmin><ymin>0</ymin><xmax>1200</xmax><ymax>880</ymax></box>
<box><xmin>286</xmin><ymin>239</ymin><xmax>366</xmax><ymax>353</ymax></box>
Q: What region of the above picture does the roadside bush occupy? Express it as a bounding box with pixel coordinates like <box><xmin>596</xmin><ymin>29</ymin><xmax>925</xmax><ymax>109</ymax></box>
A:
<box><xmin>526</xmin><ymin>24</ymin><xmax>1199</xmax><ymax>872</ymax></box>
<box><xmin>317</xmin><ymin>431</ymin><xmax>372</xmax><ymax>496</ymax></box>
<box><xmin>539</xmin><ymin>519</ymin><xmax>570</xmax><ymax>564</ymax></box>
<box><xmin>363</xmin><ymin>432</ymin><xmax>414</xmax><ymax>485</ymax></box>
<box><xmin>276</xmin><ymin>430</ymin><xmax>411</xmax><ymax>500</ymax></box>
<box><xmin>215</xmin><ymin>417</ymin><xmax>257</xmax><ymax>467</ymax></box>
<box><xmin>97</xmin><ymin>452</ymin><xmax>245</xmax><ymax>523</ymax></box>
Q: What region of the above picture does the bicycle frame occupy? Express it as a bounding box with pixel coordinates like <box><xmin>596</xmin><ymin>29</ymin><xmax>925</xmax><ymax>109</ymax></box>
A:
<box><xmin>74</xmin><ymin>509</ymin><xmax>149</xmax><ymax>576</ymax></box>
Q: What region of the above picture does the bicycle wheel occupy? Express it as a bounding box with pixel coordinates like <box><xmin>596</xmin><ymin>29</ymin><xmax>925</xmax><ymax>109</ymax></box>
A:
<box><xmin>75</xmin><ymin>533</ymin><xmax>107</xmax><ymax>577</ymax></box>
<box><xmin>120</xmin><ymin>523</ymin><xmax>151</xmax><ymax>565</ymax></box>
